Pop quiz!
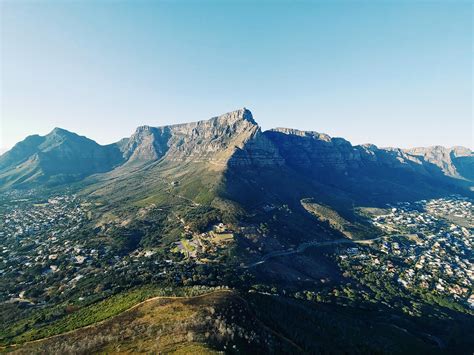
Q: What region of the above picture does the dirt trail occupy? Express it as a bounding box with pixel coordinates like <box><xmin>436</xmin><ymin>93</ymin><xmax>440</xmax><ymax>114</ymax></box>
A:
<box><xmin>2</xmin><ymin>290</ymin><xmax>232</xmax><ymax>350</ymax></box>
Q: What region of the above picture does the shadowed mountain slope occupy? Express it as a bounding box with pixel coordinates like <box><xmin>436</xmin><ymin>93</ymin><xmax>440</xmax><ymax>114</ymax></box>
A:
<box><xmin>247</xmin><ymin>129</ymin><xmax>473</xmax><ymax>206</ymax></box>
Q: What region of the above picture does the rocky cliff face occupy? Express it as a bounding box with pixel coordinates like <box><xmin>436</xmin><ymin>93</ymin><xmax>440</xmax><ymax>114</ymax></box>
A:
<box><xmin>358</xmin><ymin>146</ymin><xmax>428</xmax><ymax>172</ymax></box>
<box><xmin>405</xmin><ymin>146</ymin><xmax>473</xmax><ymax>181</ymax></box>
<box><xmin>118</xmin><ymin>108</ymin><xmax>284</xmax><ymax>167</ymax></box>
<box><xmin>264</xmin><ymin>128</ymin><xmax>362</xmax><ymax>172</ymax></box>
<box><xmin>163</xmin><ymin>108</ymin><xmax>260</xmax><ymax>165</ymax></box>
<box><xmin>262</xmin><ymin>127</ymin><xmax>449</xmax><ymax>176</ymax></box>
<box><xmin>247</xmin><ymin>127</ymin><xmax>473</xmax><ymax>203</ymax></box>
<box><xmin>120</xmin><ymin>126</ymin><xmax>171</xmax><ymax>163</ymax></box>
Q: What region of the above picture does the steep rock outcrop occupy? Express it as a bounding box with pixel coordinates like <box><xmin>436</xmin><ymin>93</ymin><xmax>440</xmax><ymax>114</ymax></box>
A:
<box><xmin>405</xmin><ymin>146</ymin><xmax>473</xmax><ymax>181</ymax></box>
<box><xmin>163</xmin><ymin>108</ymin><xmax>260</xmax><ymax>165</ymax></box>
<box><xmin>118</xmin><ymin>108</ymin><xmax>284</xmax><ymax>167</ymax></box>
<box><xmin>120</xmin><ymin>126</ymin><xmax>171</xmax><ymax>163</ymax></box>
<box><xmin>264</xmin><ymin>128</ymin><xmax>362</xmax><ymax>171</ymax></box>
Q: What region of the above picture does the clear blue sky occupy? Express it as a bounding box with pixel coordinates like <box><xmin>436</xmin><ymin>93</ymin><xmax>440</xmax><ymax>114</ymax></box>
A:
<box><xmin>1</xmin><ymin>0</ymin><xmax>472</xmax><ymax>152</ymax></box>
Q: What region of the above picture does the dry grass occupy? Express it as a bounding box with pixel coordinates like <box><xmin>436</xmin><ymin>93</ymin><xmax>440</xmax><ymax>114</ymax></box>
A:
<box><xmin>9</xmin><ymin>290</ymin><xmax>287</xmax><ymax>354</ymax></box>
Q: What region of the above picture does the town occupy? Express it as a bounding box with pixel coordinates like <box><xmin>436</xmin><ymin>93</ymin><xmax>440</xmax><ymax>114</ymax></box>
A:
<box><xmin>0</xmin><ymin>191</ymin><xmax>100</xmax><ymax>304</ymax></box>
<box><xmin>1</xmin><ymin>190</ymin><xmax>472</xmax><ymax>315</ymax></box>
<box><xmin>338</xmin><ymin>195</ymin><xmax>473</xmax><ymax>309</ymax></box>
<box><xmin>0</xmin><ymin>190</ymin><xmax>238</xmax><ymax>308</ymax></box>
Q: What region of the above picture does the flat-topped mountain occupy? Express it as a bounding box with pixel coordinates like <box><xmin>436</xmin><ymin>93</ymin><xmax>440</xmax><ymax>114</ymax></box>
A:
<box><xmin>118</xmin><ymin>108</ymin><xmax>278</xmax><ymax>167</ymax></box>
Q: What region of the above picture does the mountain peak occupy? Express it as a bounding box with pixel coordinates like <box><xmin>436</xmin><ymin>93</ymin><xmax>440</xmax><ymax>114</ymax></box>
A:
<box><xmin>50</xmin><ymin>127</ymin><xmax>72</xmax><ymax>135</ymax></box>
<box><xmin>240</xmin><ymin>107</ymin><xmax>255</xmax><ymax>123</ymax></box>
<box><xmin>131</xmin><ymin>125</ymin><xmax>157</xmax><ymax>137</ymax></box>
<box><xmin>215</xmin><ymin>108</ymin><xmax>257</xmax><ymax>126</ymax></box>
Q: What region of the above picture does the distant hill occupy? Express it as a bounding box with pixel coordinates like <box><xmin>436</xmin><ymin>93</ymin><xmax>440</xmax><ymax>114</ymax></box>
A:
<box><xmin>0</xmin><ymin>128</ymin><xmax>123</xmax><ymax>189</ymax></box>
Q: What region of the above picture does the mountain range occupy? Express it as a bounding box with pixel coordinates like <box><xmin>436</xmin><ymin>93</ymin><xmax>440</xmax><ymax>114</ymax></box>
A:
<box><xmin>1</xmin><ymin>109</ymin><xmax>472</xmax><ymax>206</ymax></box>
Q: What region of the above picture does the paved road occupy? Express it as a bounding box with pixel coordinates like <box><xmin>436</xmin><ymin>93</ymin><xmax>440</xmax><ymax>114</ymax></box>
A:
<box><xmin>244</xmin><ymin>235</ymin><xmax>387</xmax><ymax>269</ymax></box>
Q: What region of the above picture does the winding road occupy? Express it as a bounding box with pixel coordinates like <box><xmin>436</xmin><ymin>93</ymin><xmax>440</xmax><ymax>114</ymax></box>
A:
<box><xmin>244</xmin><ymin>235</ymin><xmax>388</xmax><ymax>268</ymax></box>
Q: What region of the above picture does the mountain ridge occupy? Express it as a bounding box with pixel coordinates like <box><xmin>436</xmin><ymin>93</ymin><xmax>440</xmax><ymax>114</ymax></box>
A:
<box><xmin>0</xmin><ymin>108</ymin><xmax>472</xmax><ymax>192</ymax></box>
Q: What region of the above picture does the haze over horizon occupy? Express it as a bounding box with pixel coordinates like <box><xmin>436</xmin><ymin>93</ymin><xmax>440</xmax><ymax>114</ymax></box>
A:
<box><xmin>1</xmin><ymin>0</ymin><xmax>472</xmax><ymax>152</ymax></box>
